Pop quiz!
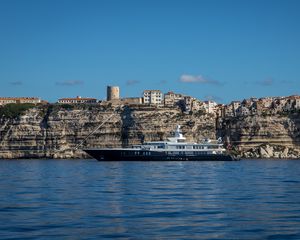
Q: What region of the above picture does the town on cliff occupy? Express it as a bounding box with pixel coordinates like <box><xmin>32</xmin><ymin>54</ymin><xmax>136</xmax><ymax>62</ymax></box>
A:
<box><xmin>1</xmin><ymin>86</ymin><xmax>300</xmax><ymax>159</ymax></box>
<box><xmin>1</xmin><ymin>85</ymin><xmax>300</xmax><ymax>118</ymax></box>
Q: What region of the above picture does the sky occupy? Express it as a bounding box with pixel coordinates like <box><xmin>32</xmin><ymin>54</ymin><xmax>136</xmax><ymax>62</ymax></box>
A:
<box><xmin>0</xmin><ymin>0</ymin><xmax>299</xmax><ymax>103</ymax></box>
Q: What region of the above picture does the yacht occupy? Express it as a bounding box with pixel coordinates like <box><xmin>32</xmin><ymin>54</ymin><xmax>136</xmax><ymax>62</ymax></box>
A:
<box><xmin>83</xmin><ymin>125</ymin><xmax>236</xmax><ymax>161</ymax></box>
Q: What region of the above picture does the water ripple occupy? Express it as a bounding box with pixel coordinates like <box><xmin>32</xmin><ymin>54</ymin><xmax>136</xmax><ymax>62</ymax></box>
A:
<box><xmin>0</xmin><ymin>159</ymin><xmax>300</xmax><ymax>239</ymax></box>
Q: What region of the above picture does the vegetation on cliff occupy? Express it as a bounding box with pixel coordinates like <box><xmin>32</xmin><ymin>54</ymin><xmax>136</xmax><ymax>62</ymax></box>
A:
<box><xmin>0</xmin><ymin>103</ymin><xmax>37</xmax><ymax>119</ymax></box>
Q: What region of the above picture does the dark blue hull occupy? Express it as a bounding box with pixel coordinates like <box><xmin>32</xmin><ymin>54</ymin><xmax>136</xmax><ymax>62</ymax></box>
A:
<box><xmin>84</xmin><ymin>149</ymin><xmax>237</xmax><ymax>161</ymax></box>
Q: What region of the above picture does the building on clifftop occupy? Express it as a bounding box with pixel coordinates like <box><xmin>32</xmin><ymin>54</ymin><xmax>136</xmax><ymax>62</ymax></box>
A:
<box><xmin>203</xmin><ymin>100</ymin><xmax>217</xmax><ymax>114</ymax></box>
<box><xmin>0</xmin><ymin>97</ymin><xmax>42</xmax><ymax>105</ymax></box>
<box><xmin>58</xmin><ymin>96</ymin><xmax>97</xmax><ymax>104</ymax></box>
<box><xmin>164</xmin><ymin>91</ymin><xmax>184</xmax><ymax>106</ymax></box>
<box><xmin>143</xmin><ymin>90</ymin><xmax>163</xmax><ymax>105</ymax></box>
<box><xmin>121</xmin><ymin>97</ymin><xmax>142</xmax><ymax>105</ymax></box>
<box><xmin>107</xmin><ymin>86</ymin><xmax>120</xmax><ymax>101</ymax></box>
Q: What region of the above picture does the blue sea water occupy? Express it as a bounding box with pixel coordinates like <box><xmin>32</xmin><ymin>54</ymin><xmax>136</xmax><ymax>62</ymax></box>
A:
<box><xmin>0</xmin><ymin>159</ymin><xmax>300</xmax><ymax>239</ymax></box>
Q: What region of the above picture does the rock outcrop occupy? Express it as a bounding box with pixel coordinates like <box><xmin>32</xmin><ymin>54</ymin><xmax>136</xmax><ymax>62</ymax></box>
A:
<box><xmin>217</xmin><ymin>113</ymin><xmax>300</xmax><ymax>159</ymax></box>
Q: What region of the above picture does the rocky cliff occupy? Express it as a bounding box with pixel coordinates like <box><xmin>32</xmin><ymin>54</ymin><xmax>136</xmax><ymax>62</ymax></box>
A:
<box><xmin>0</xmin><ymin>103</ymin><xmax>299</xmax><ymax>159</ymax></box>
<box><xmin>217</xmin><ymin>113</ymin><xmax>300</xmax><ymax>159</ymax></box>
<box><xmin>0</xmin><ymin>104</ymin><xmax>216</xmax><ymax>159</ymax></box>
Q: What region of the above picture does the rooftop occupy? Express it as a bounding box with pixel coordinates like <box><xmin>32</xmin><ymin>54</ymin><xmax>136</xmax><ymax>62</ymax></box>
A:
<box><xmin>0</xmin><ymin>97</ymin><xmax>40</xmax><ymax>100</ymax></box>
<box><xmin>143</xmin><ymin>90</ymin><xmax>162</xmax><ymax>92</ymax></box>
<box><xmin>59</xmin><ymin>97</ymin><xmax>97</xmax><ymax>101</ymax></box>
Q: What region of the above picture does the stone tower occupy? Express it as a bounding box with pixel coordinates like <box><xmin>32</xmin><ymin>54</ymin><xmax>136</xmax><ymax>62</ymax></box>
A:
<box><xmin>107</xmin><ymin>86</ymin><xmax>120</xmax><ymax>101</ymax></box>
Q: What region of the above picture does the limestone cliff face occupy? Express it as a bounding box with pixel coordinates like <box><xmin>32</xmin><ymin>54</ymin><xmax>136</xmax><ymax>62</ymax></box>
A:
<box><xmin>1</xmin><ymin>104</ymin><xmax>300</xmax><ymax>159</ymax></box>
<box><xmin>0</xmin><ymin>105</ymin><xmax>216</xmax><ymax>159</ymax></box>
<box><xmin>217</xmin><ymin>113</ymin><xmax>300</xmax><ymax>159</ymax></box>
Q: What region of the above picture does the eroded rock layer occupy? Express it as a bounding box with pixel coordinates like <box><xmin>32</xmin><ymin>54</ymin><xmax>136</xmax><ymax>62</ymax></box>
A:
<box><xmin>0</xmin><ymin>104</ymin><xmax>299</xmax><ymax>159</ymax></box>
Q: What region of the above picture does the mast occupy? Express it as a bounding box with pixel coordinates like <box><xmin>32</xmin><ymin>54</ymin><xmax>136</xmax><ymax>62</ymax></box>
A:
<box><xmin>75</xmin><ymin>106</ymin><xmax>123</xmax><ymax>150</ymax></box>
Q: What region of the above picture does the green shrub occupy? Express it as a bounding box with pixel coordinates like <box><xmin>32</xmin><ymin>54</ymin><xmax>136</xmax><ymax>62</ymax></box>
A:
<box><xmin>194</xmin><ymin>109</ymin><xmax>206</xmax><ymax>117</ymax></box>
<box><xmin>0</xmin><ymin>103</ymin><xmax>36</xmax><ymax>118</ymax></box>
<box><xmin>59</xmin><ymin>104</ymin><xmax>74</xmax><ymax>110</ymax></box>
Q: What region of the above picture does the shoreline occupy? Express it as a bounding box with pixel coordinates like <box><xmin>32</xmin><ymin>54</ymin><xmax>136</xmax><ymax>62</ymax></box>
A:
<box><xmin>1</xmin><ymin>157</ymin><xmax>299</xmax><ymax>160</ymax></box>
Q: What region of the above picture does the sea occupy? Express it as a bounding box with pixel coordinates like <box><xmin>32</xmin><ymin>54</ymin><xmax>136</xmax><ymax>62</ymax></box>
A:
<box><xmin>0</xmin><ymin>159</ymin><xmax>300</xmax><ymax>240</ymax></box>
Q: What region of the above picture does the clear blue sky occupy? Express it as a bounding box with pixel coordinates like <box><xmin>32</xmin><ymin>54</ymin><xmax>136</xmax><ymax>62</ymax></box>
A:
<box><xmin>0</xmin><ymin>0</ymin><xmax>299</xmax><ymax>103</ymax></box>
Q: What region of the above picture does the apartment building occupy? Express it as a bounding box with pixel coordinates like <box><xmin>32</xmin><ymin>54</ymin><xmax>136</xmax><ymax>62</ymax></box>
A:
<box><xmin>143</xmin><ymin>90</ymin><xmax>163</xmax><ymax>105</ymax></box>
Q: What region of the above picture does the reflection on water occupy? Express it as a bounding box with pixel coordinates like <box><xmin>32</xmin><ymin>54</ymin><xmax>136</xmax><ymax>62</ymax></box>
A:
<box><xmin>0</xmin><ymin>159</ymin><xmax>300</xmax><ymax>239</ymax></box>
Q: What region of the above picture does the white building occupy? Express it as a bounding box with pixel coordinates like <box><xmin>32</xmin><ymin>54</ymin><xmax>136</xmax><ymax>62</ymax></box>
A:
<box><xmin>229</xmin><ymin>101</ymin><xmax>241</xmax><ymax>116</ymax></box>
<box><xmin>143</xmin><ymin>90</ymin><xmax>163</xmax><ymax>105</ymax></box>
<box><xmin>204</xmin><ymin>100</ymin><xmax>217</xmax><ymax>114</ymax></box>
<box><xmin>224</xmin><ymin>104</ymin><xmax>234</xmax><ymax>117</ymax></box>
<box><xmin>58</xmin><ymin>96</ymin><xmax>97</xmax><ymax>104</ymax></box>
<box><xmin>236</xmin><ymin>106</ymin><xmax>250</xmax><ymax>116</ymax></box>
<box><xmin>164</xmin><ymin>91</ymin><xmax>183</xmax><ymax>106</ymax></box>
<box><xmin>295</xmin><ymin>98</ymin><xmax>300</xmax><ymax>109</ymax></box>
<box><xmin>0</xmin><ymin>97</ymin><xmax>41</xmax><ymax>105</ymax></box>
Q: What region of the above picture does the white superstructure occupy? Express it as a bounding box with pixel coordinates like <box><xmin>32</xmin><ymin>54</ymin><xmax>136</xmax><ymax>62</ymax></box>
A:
<box><xmin>132</xmin><ymin>125</ymin><xmax>226</xmax><ymax>156</ymax></box>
